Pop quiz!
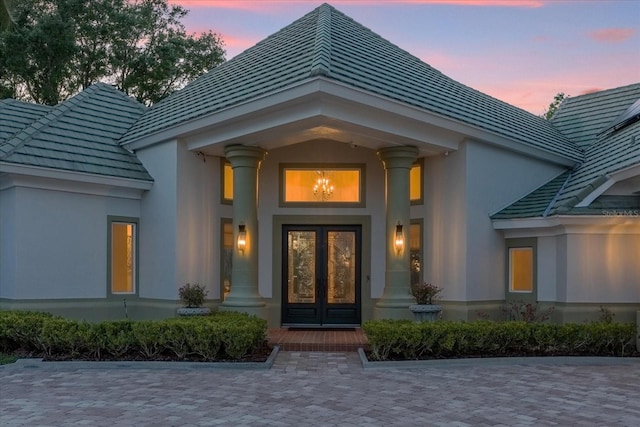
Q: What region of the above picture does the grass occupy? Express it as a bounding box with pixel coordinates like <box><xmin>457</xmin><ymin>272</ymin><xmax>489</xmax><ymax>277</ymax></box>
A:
<box><xmin>0</xmin><ymin>352</ymin><xmax>18</xmax><ymax>365</ymax></box>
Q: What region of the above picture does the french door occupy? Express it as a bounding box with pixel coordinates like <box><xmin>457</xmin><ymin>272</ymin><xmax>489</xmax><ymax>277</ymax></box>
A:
<box><xmin>282</xmin><ymin>225</ymin><xmax>361</xmax><ymax>326</ymax></box>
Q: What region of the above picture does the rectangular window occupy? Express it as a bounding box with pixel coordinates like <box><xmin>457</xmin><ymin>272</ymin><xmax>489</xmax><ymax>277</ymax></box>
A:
<box><xmin>110</xmin><ymin>220</ymin><xmax>137</xmax><ymax>294</ymax></box>
<box><xmin>409</xmin><ymin>221</ymin><xmax>423</xmax><ymax>286</ymax></box>
<box><xmin>509</xmin><ymin>247</ymin><xmax>533</xmax><ymax>293</ymax></box>
<box><xmin>221</xmin><ymin>219</ymin><xmax>233</xmax><ymax>301</ymax></box>
<box><xmin>222</xmin><ymin>160</ymin><xmax>233</xmax><ymax>203</ymax></box>
<box><xmin>410</xmin><ymin>160</ymin><xmax>423</xmax><ymax>204</ymax></box>
<box><xmin>281</xmin><ymin>164</ymin><xmax>365</xmax><ymax>207</ymax></box>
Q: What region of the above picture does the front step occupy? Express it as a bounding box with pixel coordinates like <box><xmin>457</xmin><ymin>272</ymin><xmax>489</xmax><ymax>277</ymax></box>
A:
<box><xmin>267</xmin><ymin>328</ymin><xmax>369</xmax><ymax>352</ymax></box>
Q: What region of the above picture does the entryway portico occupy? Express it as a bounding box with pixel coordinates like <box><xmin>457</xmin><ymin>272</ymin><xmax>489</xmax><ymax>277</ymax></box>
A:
<box><xmin>174</xmin><ymin>74</ymin><xmax>462</xmax><ymax>328</ymax></box>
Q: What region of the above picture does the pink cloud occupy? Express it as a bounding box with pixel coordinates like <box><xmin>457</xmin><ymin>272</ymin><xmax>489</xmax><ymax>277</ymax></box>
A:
<box><xmin>170</xmin><ymin>0</ymin><xmax>545</xmax><ymax>10</ymax></box>
<box><xmin>588</xmin><ymin>28</ymin><xmax>636</xmax><ymax>43</ymax></box>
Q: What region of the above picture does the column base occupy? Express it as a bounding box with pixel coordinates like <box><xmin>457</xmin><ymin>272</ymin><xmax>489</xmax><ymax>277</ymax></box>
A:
<box><xmin>373</xmin><ymin>300</ymin><xmax>414</xmax><ymax>320</ymax></box>
<box><xmin>219</xmin><ymin>301</ymin><xmax>268</xmax><ymax>320</ymax></box>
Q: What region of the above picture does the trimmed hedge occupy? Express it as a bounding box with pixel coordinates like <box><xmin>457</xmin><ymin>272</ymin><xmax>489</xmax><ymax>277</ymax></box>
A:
<box><xmin>0</xmin><ymin>310</ymin><xmax>267</xmax><ymax>362</ymax></box>
<box><xmin>362</xmin><ymin>320</ymin><xmax>638</xmax><ymax>361</ymax></box>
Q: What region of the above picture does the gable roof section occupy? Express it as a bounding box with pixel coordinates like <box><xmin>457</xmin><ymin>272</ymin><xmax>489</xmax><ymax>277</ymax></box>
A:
<box><xmin>121</xmin><ymin>3</ymin><xmax>582</xmax><ymax>163</ymax></box>
<box><xmin>0</xmin><ymin>99</ymin><xmax>52</xmax><ymax>144</ymax></box>
<box><xmin>0</xmin><ymin>83</ymin><xmax>152</xmax><ymax>182</ymax></box>
<box><xmin>491</xmin><ymin>171</ymin><xmax>571</xmax><ymax>219</ymax></box>
<box><xmin>493</xmin><ymin>86</ymin><xmax>640</xmax><ymax>220</ymax></box>
<box><xmin>551</xmin><ymin>83</ymin><xmax>640</xmax><ymax>148</ymax></box>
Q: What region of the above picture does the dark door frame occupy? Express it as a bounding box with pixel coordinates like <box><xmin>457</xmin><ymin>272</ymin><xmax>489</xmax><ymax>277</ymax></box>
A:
<box><xmin>281</xmin><ymin>224</ymin><xmax>362</xmax><ymax>326</ymax></box>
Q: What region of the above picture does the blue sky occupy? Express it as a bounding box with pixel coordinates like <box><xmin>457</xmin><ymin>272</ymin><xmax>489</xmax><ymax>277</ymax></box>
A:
<box><xmin>174</xmin><ymin>0</ymin><xmax>640</xmax><ymax>115</ymax></box>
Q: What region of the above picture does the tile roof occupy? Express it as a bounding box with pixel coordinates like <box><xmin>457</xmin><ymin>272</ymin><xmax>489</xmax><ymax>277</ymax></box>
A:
<box><xmin>493</xmin><ymin>85</ymin><xmax>640</xmax><ymax>220</ymax></box>
<box><xmin>491</xmin><ymin>171</ymin><xmax>571</xmax><ymax>220</ymax></box>
<box><xmin>0</xmin><ymin>99</ymin><xmax>52</xmax><ymax>144</ymax></box>
<box><xmin>0</xmin><ymin>83</ymin><xmax>152</xmax><ymax>182</ymax></box>
<box><xmin>551</xmin><ymin>83</ymin><xmax>640</xmax><ymax>148</ymax></box>
<box><xmin>121</xmin><ymin>3</ymin><xmax>582</xmax><ymax>163</ymax></box>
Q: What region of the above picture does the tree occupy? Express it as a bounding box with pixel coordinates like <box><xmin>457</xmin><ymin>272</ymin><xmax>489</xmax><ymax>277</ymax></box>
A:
<box><xmin>1</xmin><ymin>0</ymin><xmax>17</xmax><ymax>32</ymax></box>
<box><xmin>0</xmin><ymin>0</ymin><xmax>225</xmax><ymax>105</ymax></box>
<box><xmin>542</xmin><ymin>92</ymin><xmax>568</xmax><ymax>120</ymax></box>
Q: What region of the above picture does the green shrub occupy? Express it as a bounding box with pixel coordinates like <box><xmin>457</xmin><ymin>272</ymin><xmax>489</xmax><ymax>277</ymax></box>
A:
<box><xmin>0</xmin><ymin>310</ymin><xmax>267</xmax><ymax>362</ymax></box>
<box><xmin>363</xmin><ymin>320</ymin><xmax>637</xmax><ymax>361</ymax></box>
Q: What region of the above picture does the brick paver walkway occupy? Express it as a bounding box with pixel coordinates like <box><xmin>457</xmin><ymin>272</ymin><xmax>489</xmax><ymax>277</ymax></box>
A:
<box><xmin>1</xmin><ymin>352</ymin><xmax>639</xmax><ymax>426</ymax></box>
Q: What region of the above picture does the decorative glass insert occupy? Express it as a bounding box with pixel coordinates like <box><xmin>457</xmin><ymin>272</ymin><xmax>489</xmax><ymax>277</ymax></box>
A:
<box><xmin>327</xmin><ymin>231</ymin><xmax>356</xmax><ymax>304</ymax></box>
<box><xmin>283</xmin><ymin>167</ymin><xmax>361</xmax><ymax>203</ymax></box>
<box><xmin>287</xmin><ymin>231</ymin><xmax>317</xmax><ymax>303</ymax></box>
<box><xmin>111</xmin><ymin>222</ymin><xmax>135</xmax><ymax>294</ymax></box>
<box><xmin>509</xmin><ymin>247</ymin><xmax>533</xmax><ymax>292</ymax></box>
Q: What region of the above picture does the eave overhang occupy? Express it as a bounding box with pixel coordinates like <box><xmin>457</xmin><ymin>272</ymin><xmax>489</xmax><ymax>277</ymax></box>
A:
<box><xmin>0</xmin><ymin>162</ymin><xmax>153</xmax><ymax>199</ymax></box>
<box><xmin>122</xmin><ymin>77</ymin><xmax>578</xmax><ymax>166</ymax></box>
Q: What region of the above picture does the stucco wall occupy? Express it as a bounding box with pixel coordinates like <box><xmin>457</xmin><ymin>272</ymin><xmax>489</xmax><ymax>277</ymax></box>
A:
<box><xmin>176</xmin><ymin>142</ymin><xmax>218</xmax><ymax>298</ymax></box>
<box><xmin>564</xmin><ymin>232</ymin><xmax>640</xmax><ymax>302</ymax></box>
<box><xmin>464</xmin><ymin>141</ymin><xmax>565</xmax><ymax>301</ymax></box>
<box><xmin>0</xmin><ymin>184</ymin><xmax>139</xmax><ymax>299</ymax></box>
<box><xmin>423</xmin><ymin>145</ymin><xmax>467</xmax><ymax>300</ymax></box>
<box><xmin>137</xmin><ymin>141</ymin><xmax>179</xmax><ymax>300</ymax></box>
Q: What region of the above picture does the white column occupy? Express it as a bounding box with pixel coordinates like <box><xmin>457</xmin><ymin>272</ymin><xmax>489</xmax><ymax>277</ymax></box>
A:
<box><xmin>220</xmin><ymin>144</ymin><xmax>268</xmax><ymax>319</ymax></box>
<box><xmin>374</xmin><ymin>146</ymin><xmax>419</xmax><ymax>320</ymax></box>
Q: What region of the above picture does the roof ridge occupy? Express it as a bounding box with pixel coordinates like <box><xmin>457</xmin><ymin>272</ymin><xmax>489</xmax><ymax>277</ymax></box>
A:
<box><xmin>542</xmin><ymin>170</ymin><xmax>572</xmax><ymax>217</ymax></box>
<box><xmin>309</xmin><ymin>3</ymin><xmax>333</xmax><ymax>77</ymax></box>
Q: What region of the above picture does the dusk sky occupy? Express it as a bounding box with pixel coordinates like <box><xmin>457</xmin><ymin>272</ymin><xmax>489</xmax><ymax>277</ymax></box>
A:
<box><xmin>173</xmin><ymin>0</ymin><xmax>640</xmax><ymax>115</ymax></box>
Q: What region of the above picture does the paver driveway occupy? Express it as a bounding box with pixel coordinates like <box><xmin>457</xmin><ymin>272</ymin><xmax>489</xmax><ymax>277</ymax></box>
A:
<box><xmin>1</xmin><ymin>352</ymin><xmax>639</xmax><ymax>426</ymax></box>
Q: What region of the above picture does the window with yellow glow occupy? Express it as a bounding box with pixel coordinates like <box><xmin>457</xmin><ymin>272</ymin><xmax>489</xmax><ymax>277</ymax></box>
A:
<box><xmin>409</xmin><ymin>221</ymin><xmax>422</xmax><ymax>286</ymax></box>
<box><xmin>282</xmin><ymin>166</ymin><xmax>363</xmax><ymax>205</ymax></box>
<box><xmin>111</xmin><ymin>222</ymin><xmax>136</xmax><ymax>294</ymax></box>
<box><xmin>222</xmin><ymin>161</ymin><xmax>233</xmax><ymax>202</ymax></box>
<box><xmin>221</xmin><ymin>219</ymin><xmax>233</xmax><ymax>301</ymax></box>
<box><xmin>410</xmin><ymin>161</ymin><xmax>423</xmax><ymax>204</ymax></box>
<box><xmin>509</xmin><ymin>247</ymin><xmax>533</xmax><ymax>292</ymax></box>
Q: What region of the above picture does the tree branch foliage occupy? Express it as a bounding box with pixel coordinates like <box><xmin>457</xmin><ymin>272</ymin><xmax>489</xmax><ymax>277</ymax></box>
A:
<box><xmin>542</xmin><ymin>92</ymin><xmax>568</xmax><ymax>120</ymax></box>
<box><xmin>0</xmin><ymin>0</ymin><xmax>225</xmax><ymax>105</ymax></box>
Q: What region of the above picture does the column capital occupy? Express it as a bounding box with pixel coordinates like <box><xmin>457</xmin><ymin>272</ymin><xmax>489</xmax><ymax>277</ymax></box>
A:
<box><xmin>377</xmin><ymin>146</ymin><xmax>419</xmax><ymax>170</ymax></box>
<box><xmin>224</xmin><ymin>145</ymin><xmax>267</xmax><ymax>168</ymax></box>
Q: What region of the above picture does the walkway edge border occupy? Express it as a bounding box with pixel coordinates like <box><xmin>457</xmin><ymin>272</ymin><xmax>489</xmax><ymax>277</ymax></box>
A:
<box><xmin>2</xmin><ymin>346</ymin><xmax>280</xmax><ymax>371</ymax></box>
<box><xmin>357</xmin><ymin>348</ymin><xmax>640</xmax><ymax>369</ymax></box>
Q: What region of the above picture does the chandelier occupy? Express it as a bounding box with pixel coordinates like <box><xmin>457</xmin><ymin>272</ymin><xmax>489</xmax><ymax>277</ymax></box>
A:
<box><xmin>313</xmin><ymin>171</ymin><xmax>334</xmax><ymax>201</ymax></box>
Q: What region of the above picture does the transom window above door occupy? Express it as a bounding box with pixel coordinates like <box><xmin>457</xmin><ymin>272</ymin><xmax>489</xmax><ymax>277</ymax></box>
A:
<box><xmin>280</xmin><ymin>164</ymin><xmax>365</xmax><ymax>207</ymax></box>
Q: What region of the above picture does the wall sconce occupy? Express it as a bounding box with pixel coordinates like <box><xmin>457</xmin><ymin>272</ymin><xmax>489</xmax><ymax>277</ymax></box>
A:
<box><xmin>394</xmin><ymin>222</ymin><xmax>404</xmax><ymax>253</ymax></box>
<box><xmin>237</xmin><ymin>224</ymin><xmax>247</xmax><ymax>254</ymax></box>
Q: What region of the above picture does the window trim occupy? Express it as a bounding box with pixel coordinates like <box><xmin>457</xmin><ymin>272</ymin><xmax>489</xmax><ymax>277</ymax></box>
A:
<box><xmin>505</xmin><ymin>238</ymin><xmax>536</xmax><ymax>301</ymax></box>
<box><xmin>279</xmin><ymin>163</ymin><xmax>366</xmax><ymax>208</ymax></box>
<box><xmin>107</xmin><ymin>216</ymin><xmax>139</xmax><ymax>298</ymax></box>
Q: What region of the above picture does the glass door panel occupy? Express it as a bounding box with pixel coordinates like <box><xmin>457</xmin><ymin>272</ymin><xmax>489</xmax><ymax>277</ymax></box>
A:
<box><xmin>287</xmin><ymin>231</ymin><xmax>316</xmax><ymax>304</ymax></box>
<box><xmin>327</xmin><ymin>231</ymin><xmax>355</xmax><ymax>304</ymax></box>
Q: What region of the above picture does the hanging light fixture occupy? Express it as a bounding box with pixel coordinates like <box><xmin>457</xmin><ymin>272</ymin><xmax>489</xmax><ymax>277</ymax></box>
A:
<box><xmin>237</xmin><ymin>224</ymin><xmax>247</xmax><ymax>254</ymax></box>
<box><xmin>313</xmin><ymin>170</ymin><xmax>334</xmax><ymax>201</ymax></box>
<box><xmin>394</xmin><ymin>222</ymin><xmax>404</xmax><ymax>253</ymax></box>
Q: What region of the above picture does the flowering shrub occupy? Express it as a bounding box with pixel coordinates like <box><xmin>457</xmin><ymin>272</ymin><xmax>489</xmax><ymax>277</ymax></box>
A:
<box><xmin>178</xmin><ymin>283</ymin><xmax>208</xmax><ymax>308</ymax></box>
<box><xmin>411</xmin><ymin>282</ymin><xmax>442</xmax><ymax>305</ymax></box>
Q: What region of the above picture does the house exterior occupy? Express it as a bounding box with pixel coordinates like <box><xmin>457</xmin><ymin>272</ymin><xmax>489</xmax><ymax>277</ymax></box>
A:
<box><xmin>1</xmin><ymin>4</ymin><xmax>638</xmax><ymax>326</ymax></box>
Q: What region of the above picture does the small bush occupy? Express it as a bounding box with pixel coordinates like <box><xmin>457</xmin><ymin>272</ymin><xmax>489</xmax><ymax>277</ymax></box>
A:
<box><xmin>178</xmin><ymin>283</ymin><xmax>208</xmax><ymax>308</ymax></box>
<box><xmin>363</xmin><ymin>319</ymin><xmax>637</xmax><ymax>361</ymax></box>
